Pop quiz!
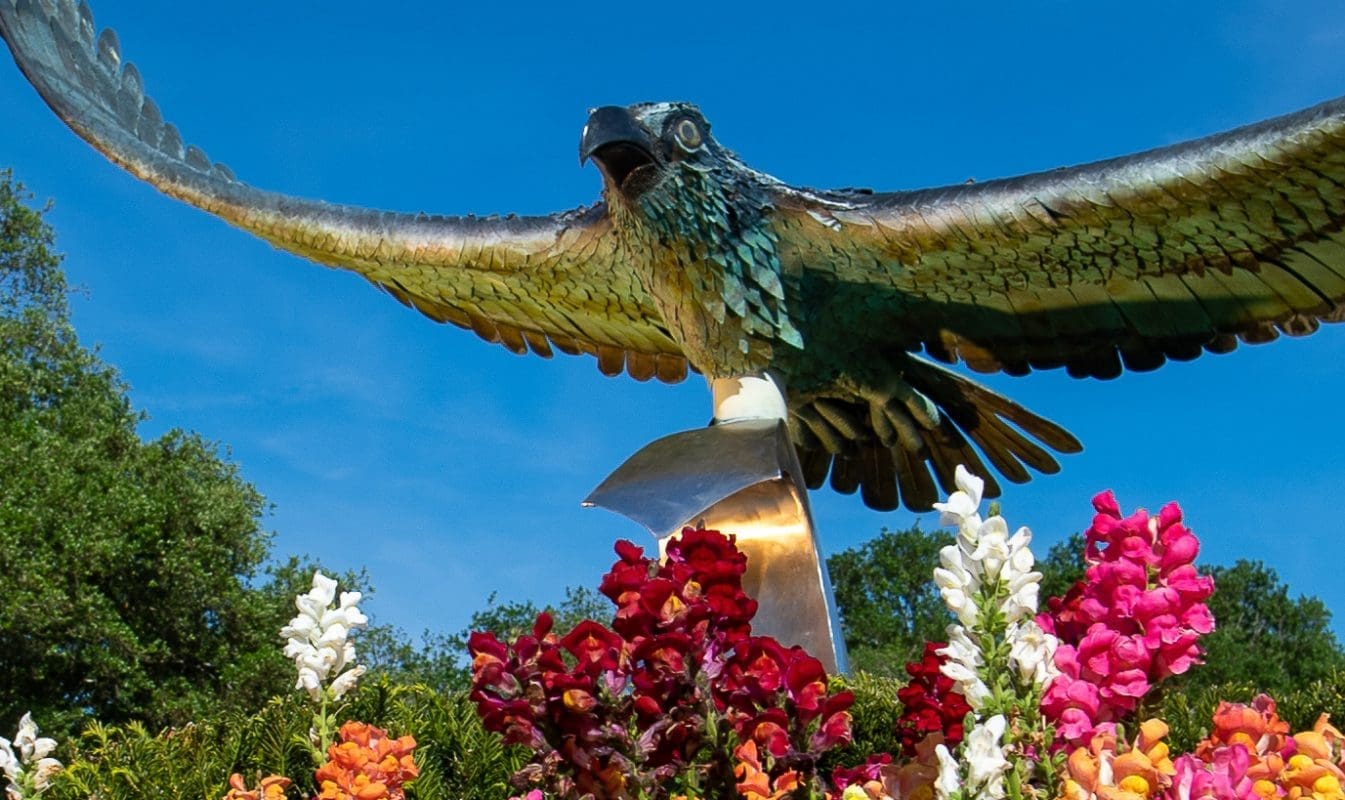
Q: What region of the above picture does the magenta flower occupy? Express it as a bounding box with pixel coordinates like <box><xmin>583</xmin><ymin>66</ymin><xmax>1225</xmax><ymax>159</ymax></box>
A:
<box><xmin>1039</xmin><ymin>491</ymin><xmax>1215</xmax><ymax>749</ymax></box>
<box><xmin>1164</xmin><ymin>748</ymin><xmax>1260</xmax><ymax>800</ymax></box>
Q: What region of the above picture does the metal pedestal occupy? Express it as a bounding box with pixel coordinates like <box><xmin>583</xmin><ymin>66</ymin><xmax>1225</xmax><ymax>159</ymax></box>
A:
<box><xmin>584</xmin><ymin>418</ymin><xmax>849</xmax><ymax>674</ymax></box>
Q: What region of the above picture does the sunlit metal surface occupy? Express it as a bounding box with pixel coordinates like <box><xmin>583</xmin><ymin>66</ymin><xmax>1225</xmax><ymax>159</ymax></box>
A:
<box><xmin>585</xmin><ymin>419</ymin><xmax>849</xmax><ymax>674</ymax></box>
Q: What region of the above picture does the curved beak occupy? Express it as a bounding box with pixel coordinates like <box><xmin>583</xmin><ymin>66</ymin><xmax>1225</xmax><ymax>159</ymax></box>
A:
<box><xmin>580</xmin><ymin>106</ymin><xmax>658</xmax><ymax>191</ymax></box>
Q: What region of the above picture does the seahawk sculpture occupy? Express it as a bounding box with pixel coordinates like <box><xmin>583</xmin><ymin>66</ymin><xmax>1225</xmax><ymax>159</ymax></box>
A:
<box><xmin>5</xmin><ymin>0</ymin><xmax>1345</xmax><ymax>512</ymax></box>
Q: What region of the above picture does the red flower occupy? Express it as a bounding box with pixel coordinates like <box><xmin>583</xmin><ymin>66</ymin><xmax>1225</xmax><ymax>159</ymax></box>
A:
<box><xmin>560</xmin><ymin>620</ymin><xmax>625</xmax><ymax>675</ymax></box>
<box><xmin>810</xmin><ymin>693</ymin><xmax>855</xmax><ymax>751</ymax></box>
<box><xmin>895</xmin><ymin>642</ymin><xmax>972</xmax><ymax>756</ymax></box>
<box><xmin>469</xmin><ymin>527</ymin><xmax>852</xmax><ymax>799</ymax></box>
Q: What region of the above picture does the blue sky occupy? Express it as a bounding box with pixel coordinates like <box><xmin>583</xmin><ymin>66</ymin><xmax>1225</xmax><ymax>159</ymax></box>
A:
<box><xmin>2</xmin><ymin>0</ymin><xmax>1344</xmax><ymax>647</ymax></box>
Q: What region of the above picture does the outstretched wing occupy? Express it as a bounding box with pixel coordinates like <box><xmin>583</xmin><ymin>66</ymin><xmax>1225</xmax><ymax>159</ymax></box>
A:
<box><xmin>0</xmin><ymin>0</ymin><xmax>688</xmax><ymax>383</ymax></box>
<box><xmin>778</xmin><ymin>94</ymin><xmax>1345</xmax><ymax>379</ymax></box>
<box><xmin>773</xmin><ymin>93</ymin><xmax>1345</xmax><ymax>510</ymax></box>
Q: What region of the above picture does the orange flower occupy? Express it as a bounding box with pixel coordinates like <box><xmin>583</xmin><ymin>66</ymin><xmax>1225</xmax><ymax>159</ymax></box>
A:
<box><xmin>222</xmin><ymin>773</ymin><xmax>291</xmax><ymax>800</ymax></box>
<box><xmin>734</xmin><ymin>740</ymin><xmax>802</xmax><ymax>800</ymax></box>
<box><xmin>1281</xmin><ymin>753</ymin><xmax>1345</xmax><ymax>800</ymax></box>
<box><xmin>1296</xmin><ymin>715</ymin><xmax>1345</xmax><ymax>764</ymax></box>
<box><xmin>1198</xmin><ymin>695</ymin><xmax>1290</xmax><ymax>762</ymax></box>
<box><xmin>889</xmin><ymin>734</ymin><xmax>944</xmax><ymax>800</ymax></box>
<box><xmin>1058</xmin><ymin>720</ymin><xmax>1175</xmax><ymax>800</ymax></box>
<box><xmin>313</xmin><ymin>722</ymin><xmax>418</xmax><ymax>800</ymax></box>
<box><xmin>1135</xmin><ymin>720</ymin><xmax>1175</xmax><ymax>778</ymax></box>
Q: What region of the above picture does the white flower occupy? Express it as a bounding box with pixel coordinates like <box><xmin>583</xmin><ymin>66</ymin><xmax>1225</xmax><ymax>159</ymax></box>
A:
<box><xmin>1098</xmin><ymin>747</ymin><xmax>1115</xmax><ymax>786</ymax></box>
<box><xmin>1000</xmin><ymin>527</ymin><xmax>1036</xmax><ymax>581</ymax></box>
<box><xmin>934</xmin><ymin>464</ymin><xmax>984</xmax><ymax>527</ymax></box>
<box><xmin>281</xmin><ymin>571</ymin><xmax>368</xmax><ymax>701</ymax></box>
<box><xmin>1007</xmin><ymin>620</ymin><xmax>1060</xmax><ymax>686</ymax></box>
<box><xmin>0</xmin><ymin>738</ymin><xmax>17</xmax><ymax>784</ymax></box>
<box><xmin>308</xmin><ymin>572</ymin><xmax>338</xmax><ymax>608</ymax></box>
<box><xmin>965</xmin><ymin>715</ymin><xmax>1010</xmax><ymax>800</ymax></box>
<box><xmin>1000</xmin><ymin>569</ymin><xmax>1043</xmax><ymax>624</ymax></box>
<box><xmin>12</xmin><ymin>716</ymin><xmax>54</xmax><ymax>766</ymax></box>
<box><xmin>934</xmin><ymin>743</ymin><xmax>962</xmax><ymax>800</ymax></box>
<box><xmin>329</xmin><ymin>666</ymin><xmax>367</xmax><ymax>700</ymax></box>
<box><xmin>30</xmin><ymin>759</ymin><xmax>60</xmax><ymax>792</ymax></box>
<box><xmin>969</xmin><ymin>516</ymin><xmax>1013</xmax><ymax>578</ymax></box>
<box><xmin>296</xmin><ymin>666</ymin><xmax>323</xmax><ymax>701</ymax></box>
<box><xmin>939</xmin><ymin>626</ymin><xmax>991</xmax><ymax>709</ymax></box>
<box><xmin>1</xmin><ymin>714</ymin><xmax>62</xmax><ymax>799</ymax></box>
<box><xmin>934</xmin><ymin>545</ymin><xmax>980</xmax><ymax>626</ymax></box>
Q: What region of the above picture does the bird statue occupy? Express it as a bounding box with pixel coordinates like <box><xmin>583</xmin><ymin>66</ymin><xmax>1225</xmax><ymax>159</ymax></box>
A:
<box><xmin>5</xmin><ymin>0</ymin><xmax>1345</xmax><ymax>514</ymax></box>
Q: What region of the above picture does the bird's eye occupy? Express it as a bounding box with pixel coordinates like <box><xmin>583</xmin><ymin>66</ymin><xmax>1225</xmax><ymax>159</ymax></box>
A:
<box><xmin>673</xmin><ymin>118</ymin><xmax>703</xmax><ymax>150</ymax></box>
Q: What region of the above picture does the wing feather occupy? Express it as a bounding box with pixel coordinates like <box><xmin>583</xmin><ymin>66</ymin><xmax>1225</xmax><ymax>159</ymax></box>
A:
<box><xmin>0</xmin><ymin>0</ymin><xmax>687</xmax><ymax>382</ymax></box>
<box><xmin>771</xmin><ymin>94</ymin><xmax>1345</xmax><ymax>510</ymax></box>
<box><xmin>775</xmin><ymin>95</ymin><xmax>1345</xmax><ymax>376</ymax></box>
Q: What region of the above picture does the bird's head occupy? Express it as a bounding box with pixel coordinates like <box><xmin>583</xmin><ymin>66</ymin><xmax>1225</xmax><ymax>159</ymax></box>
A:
<box><xmin>580</xmin><ymin>102</ymin><xmax>727</xmax><ymax>203</ymax></box>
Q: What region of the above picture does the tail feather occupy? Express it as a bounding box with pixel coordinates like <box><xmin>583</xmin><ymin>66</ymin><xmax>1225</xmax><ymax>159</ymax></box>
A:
<box><xmin>789</xmin><ymin>356</ymin><xmax>1081</xmax><ymax>511</ymax></box>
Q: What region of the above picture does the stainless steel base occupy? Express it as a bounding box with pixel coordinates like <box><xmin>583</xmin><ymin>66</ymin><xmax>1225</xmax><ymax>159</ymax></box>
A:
<box><xmin>584</xmin><ymin>419</ymin><xmax>849</xmax><ymax>674</ymax></box>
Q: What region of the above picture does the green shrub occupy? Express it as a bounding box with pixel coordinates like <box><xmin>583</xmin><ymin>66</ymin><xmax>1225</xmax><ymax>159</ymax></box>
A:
<box><xmin>820</xmin><ymin>671</ymin><xmax>904</xmax><ymax>772</ymax></box>
<box><xmin>45</xmin><ymin>680</ymin><xmax>522</xmax><ymax>800</ymax></box>
<box><xmin>1155</xmin><ymin>673</ymin><xmax>1345</xmax><ymax>752</ymax></box>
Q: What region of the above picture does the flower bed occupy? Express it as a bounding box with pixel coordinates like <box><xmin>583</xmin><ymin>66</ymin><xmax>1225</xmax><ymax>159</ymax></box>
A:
<box><xmin>11</xmin><ymin>464</ymin><xmax>1345</xmax><ymax>800</ymax></box>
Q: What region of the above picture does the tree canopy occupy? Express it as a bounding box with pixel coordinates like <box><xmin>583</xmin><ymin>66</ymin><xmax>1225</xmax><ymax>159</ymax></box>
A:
<box><xmin>0</xmin><ymin>172</ymin><xmax>351</xmax><ymax>734</ymax></box>
<box><xmin>825</xmin><ymin>526</ymin><xmax>954</xmax><ymax>676</ymax></box>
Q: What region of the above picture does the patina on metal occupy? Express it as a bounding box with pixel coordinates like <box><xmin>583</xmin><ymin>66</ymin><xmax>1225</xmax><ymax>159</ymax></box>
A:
<box><xmin>585</xmin><ymin>374</ymin><xmax>849</xmax><ymax>674</ymax></box>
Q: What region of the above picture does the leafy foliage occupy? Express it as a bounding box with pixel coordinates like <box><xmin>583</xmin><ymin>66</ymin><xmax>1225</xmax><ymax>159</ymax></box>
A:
<box><xmin>0</xmin><ymin>171</ymin><xmax>287</xmax><ymax>735</ymax></box>
<box><xmin>820</xmin><ymin>672</ymin><xmax>904</xmax><ymax>772</ymax></box>
<box><xmin>44</xmin><ymin>682</ymin><xmax>522</xmax><ymax>800</ymax></box>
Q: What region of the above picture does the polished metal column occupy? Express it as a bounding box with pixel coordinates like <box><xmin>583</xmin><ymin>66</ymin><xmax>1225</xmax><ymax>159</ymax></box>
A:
<box><xmin>584</xmin><ymin>375</ymin><xmax>848</xmax><ymax>674</ymax></box>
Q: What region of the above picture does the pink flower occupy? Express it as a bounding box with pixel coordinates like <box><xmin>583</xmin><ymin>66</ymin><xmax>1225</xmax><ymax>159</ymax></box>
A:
<box><xmin>1164</xmin><ymin>748</ymin><xmax>1260</xmax><ymax>800</ymax></box>
<box><xmin>1040</xmin><ymin>657</ymin><xmax>1103</xmax><ymax>743</ymax></box>
<box><xmin>1040</xmin><ymin>491</ymin><xmax>1216</xmax><ymax>750</ymax></box>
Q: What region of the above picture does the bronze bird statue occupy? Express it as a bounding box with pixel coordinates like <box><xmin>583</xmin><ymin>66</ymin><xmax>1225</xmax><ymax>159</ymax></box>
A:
<box><xmin>5</xmin><ymin>0</ymin><xmax>1345</xmax><ymax>513</ymax></box>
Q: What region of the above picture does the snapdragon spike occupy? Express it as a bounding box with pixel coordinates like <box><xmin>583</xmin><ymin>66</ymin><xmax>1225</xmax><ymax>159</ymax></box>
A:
<box><xmin>895</xmin><ymin>643</ymin><xmax>972</xmax><ymax>757</ymax></box>
<box><xmin>314</xmin><ymin>722</ymin><xmax>419</xmax><ymax>800</ymax></box>
<box><xmin>1040</xmin><ymin>493</ymin><xmax>1215</xmax><ymax>749</ymax></box>
<box><xmin>894</xmin><ymin>465</ymin><xmax>1063</xmax><ymax>800</ymax></box>
<box><xmin>280</xmin><ymin>571</ymin><xmax>369</xmax><ymax>702</ymax></box>
<box><xmin>0</xmin><ymin>713</ymin><xmax>61</xmax><ymax>799</ymax></box>
<box><xmin>469</xmin><ymin>528</ymin><xmax>852</xmax><ymax>799</ymax></box>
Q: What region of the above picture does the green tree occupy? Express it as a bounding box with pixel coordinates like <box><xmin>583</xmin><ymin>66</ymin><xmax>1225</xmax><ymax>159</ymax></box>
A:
<box><xmin>1172</xmin><ymin>559</ymin><xmax>1345</xmax><ymax>694</ymax></box>
<box><xmin>0</xmin><ymin>172</ymin><xmax>332</xmax><ymax>734</ymax></box>
<box><xmin>826</xmin><ymin>526</ymin><xmax>954</xmax><ymax>676</ymax></box>
<box><xmin>1036</xmin><ymin>532</ymin><xmax>1086</xmax><ymax>604</ymax></box>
